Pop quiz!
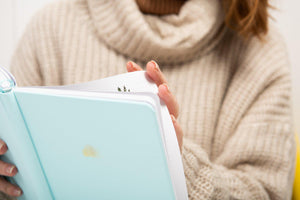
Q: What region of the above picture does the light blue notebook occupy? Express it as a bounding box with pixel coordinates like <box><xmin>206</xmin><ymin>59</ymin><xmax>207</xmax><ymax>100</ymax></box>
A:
<box><xmin>0</xmin><ymin>67</ymin><xmax>188</xmax><ymax>200</ymax></box>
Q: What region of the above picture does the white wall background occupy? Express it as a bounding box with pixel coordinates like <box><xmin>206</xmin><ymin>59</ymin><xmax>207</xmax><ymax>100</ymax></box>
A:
<box><xmin>0</xmin><ymin>0</ymin><xmax>299</xmax><ymax>133</ymax></box>
<box><xmin>270</xmin><ymin>0</ymin><xmax>300</xmax><ymax>134</ymax></box>
<box><xmin>0</xmin><ymin>0</ymin><xmax>54</xmax><ymax>67</ymax></box>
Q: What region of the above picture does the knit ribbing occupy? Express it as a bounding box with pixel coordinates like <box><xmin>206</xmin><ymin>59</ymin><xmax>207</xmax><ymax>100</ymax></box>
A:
<box><xmin>87</xmin><ymin>0</ymin><xmax>225</xmax><ymax>65</ymax></box>
<box><xmin>6</xmin><ymin>0</ymin><xmax>296</xmax><ymax>199</ymax></box>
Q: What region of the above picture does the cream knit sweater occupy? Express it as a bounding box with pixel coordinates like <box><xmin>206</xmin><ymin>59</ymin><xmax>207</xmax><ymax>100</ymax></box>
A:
<box><xmin>4</xmin><ymin>0</ymin><xmax>296</xmax><ymax>199</ymax></box>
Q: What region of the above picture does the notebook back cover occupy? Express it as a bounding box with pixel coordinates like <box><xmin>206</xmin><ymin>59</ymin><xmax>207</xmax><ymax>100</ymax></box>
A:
<box><xmin>0</xmin><ymin>92</ymin><xmax>53</xmax><ymax>200</ymax></box>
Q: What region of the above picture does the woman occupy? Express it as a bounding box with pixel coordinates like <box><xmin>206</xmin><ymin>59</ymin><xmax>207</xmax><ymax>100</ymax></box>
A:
<box><xmin>0</xmin><ymin>0</ymin><xmax>296</xmax><ymax>199</ymax></box>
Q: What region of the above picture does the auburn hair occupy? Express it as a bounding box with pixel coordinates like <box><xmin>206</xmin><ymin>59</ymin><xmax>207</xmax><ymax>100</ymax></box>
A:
<box><xmin>222</xmin><ymin>0</ymin><xmax>270</xmax><ymax>39</ymax></box>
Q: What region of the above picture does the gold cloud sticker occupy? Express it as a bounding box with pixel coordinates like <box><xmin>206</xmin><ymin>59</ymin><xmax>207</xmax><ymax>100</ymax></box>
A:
<box><xmin>82</xmin><ymin>145</ymin><xmax>98</xmax><ymax>158</ymax></box>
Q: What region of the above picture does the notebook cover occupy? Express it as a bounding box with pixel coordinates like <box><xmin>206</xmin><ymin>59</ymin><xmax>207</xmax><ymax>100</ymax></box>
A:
<box><xmin>14</xmin><ymin>90</ymin><xmax>176</xmax><ymax>200</ymax></box>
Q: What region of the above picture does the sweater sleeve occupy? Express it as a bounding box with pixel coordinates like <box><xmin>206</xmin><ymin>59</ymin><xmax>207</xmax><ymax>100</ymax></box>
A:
<box><xmin>182</xmin><ymin>32</ymin><xmax>296</xmax><ymax>200</ymax></box>
<box><xmin>10</xmin><ymin>20</ymin><xmax>43</xmax><ymax>87</ymax></box>
<box><xmin>10</xmin><ymin>11</ymin><xmax>44</xmax><ymax>87</ymax></box>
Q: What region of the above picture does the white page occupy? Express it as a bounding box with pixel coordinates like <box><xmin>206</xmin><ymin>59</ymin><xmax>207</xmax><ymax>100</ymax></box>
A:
<box><xmin>43</xmin><ymin>71</ymin><xmax>158</xmax><ymax>94</ymax></box>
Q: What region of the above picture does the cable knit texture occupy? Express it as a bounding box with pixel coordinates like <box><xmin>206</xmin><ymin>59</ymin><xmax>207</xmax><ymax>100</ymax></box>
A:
<box><xmin>3</xmin><ymin>0</ymin><xmax>296</xmax><ymax>199</ymax></box>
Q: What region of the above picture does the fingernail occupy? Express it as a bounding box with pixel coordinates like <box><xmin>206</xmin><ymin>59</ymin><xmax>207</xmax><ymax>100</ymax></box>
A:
<box><xmin>127</xmin><ymin>61</ymin><xmax>133</xmax><ymax>69</ymax></box>
<box><xmin>171</xmin><ymin>115</ymin><xmax>176</xmax><ymax>122</ymax></box>
<box><xmin>0</xmin><ymin>142</ymin><xmax>4</xmax><ymax>152</ymax></box>
<box><xmin>163</xmin><ymin>83</ymin><xmax>170</xmax><ymax>92</ymax></box>
<box><xmin>7</xmin><ymin>166</ymin><xmax>17</xmax><ymax>174</ymax></box>
<box><xmin>13</xmin><ymin>189</ymin><xmax>22</xmax><ymax>196</ymax></box>
<box><xmin>150</xmin><ymin>60</ymin><xmax>159</xmax><ymax>70</ymax></box>
<box><xmin>131</xmin><ymin>61</ymin><xmax>141</xmax><ymax>70</ymax></box>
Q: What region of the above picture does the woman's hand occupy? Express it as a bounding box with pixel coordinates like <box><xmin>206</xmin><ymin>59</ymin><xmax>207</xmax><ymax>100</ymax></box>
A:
<box><xmin>0</xmin><ymin>140</ymin><xmax>22</xmax><ymax>197</ymax></box>
<box><xmin>126</xmin><ymin>60</ymin><xmax>183</xmax><ymax>152</ymax></box>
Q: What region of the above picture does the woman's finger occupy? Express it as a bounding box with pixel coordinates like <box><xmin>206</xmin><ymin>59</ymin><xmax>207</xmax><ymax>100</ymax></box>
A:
<box><xmin>0</xmin><ymin>140</ymin><xmax>8</xmax><ymax>155</ymax></box>
<box><xmin>171</xmin><ymin>115</ymin><xmax>183</xmax><ymax>153</ymax></box>
<box><xmin>158</xmin><ymin>83</ymin><xmax>179</xmax><ymax>118</ymax></box>
<box><xmin>146</xmin><ymin>60</ymin><xmax>168</xmax><ymax>86</ymax></box>
<box><xmin>126</xmin><ymin>61</ymin><xmax>143</xmax><ymax>72</ymax></box>
<box><xmin>0</xmin><ymin>177</ymin><xmax>22</xmax><ymax>197</ymax></box>
<box><xmin>0</xmin><ymin>161</ymin><xmax>18</xmax><ymax>177</ymax></box>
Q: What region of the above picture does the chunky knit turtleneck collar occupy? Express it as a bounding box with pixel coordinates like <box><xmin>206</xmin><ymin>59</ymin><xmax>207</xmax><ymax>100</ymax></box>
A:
<box><xmin>87</xmin><ymin>0</ymin><xmax>225</xmax><ymax>64</ymax></box>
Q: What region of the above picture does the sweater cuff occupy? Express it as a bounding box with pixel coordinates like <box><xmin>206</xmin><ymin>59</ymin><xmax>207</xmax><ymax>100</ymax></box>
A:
<box><xmin>182</xmin><ymin>138</ymin><xmax>216</xmax><ymax>199</ymax></box>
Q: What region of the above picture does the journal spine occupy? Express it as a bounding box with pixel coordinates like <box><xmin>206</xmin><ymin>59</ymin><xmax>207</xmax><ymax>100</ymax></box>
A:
<box><xmin>0</xmin><ymin>66</ymin><xmax>16</xmax><ymax>93</ymax></box>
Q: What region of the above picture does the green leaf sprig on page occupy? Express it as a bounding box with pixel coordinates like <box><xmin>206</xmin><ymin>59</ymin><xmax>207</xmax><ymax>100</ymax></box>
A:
<box><xmin>118</xmin><ymin>86</ymin><xmax>131</xmax><ymax>92</ymax></box>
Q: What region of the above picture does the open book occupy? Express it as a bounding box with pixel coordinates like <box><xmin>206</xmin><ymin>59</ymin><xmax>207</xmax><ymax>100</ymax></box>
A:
<box><xmin>0</xmin><ymin>67</ymin><xmax>188</xmax><ymax>200</ymax></box>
